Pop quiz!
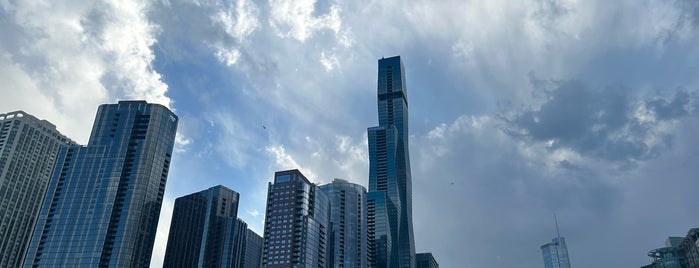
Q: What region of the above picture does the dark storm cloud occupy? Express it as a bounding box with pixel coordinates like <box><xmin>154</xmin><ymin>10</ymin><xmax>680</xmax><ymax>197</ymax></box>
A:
<box><xmin>509</xmin><ymin>78</ymin><xmax>695</xmax><ymax>163</ymax></box>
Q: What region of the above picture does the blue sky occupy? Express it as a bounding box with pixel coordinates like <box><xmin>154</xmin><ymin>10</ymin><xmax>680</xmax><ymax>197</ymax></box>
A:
<box><xmin>2</xmin><ymin>0</ymin><xmax>699</xmax><ymax>267</ymax></box>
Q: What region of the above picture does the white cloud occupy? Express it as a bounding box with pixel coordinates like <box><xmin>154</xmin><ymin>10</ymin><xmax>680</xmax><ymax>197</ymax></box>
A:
<box><xmin>266</xmin><ymin>144</ymin><xmax>318</xmax><ymax>182</ymax></box>
<box><xmin>268</xmin><ymin>0</ymin><xmax>342</xmax><ymax>41</ymax></box>
<box><xmin>320</xmin><ymin>50</ymin><xmax>340</xmax><ymax>71</ymax></box>
<box><xmin>0</xmin><ymin>0</ymin><xmax>171</xmax><ymax>143</ymax></box>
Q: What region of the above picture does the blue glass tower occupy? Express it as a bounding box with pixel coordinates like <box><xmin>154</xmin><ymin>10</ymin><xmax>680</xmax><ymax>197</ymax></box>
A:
<box><xmin>541</xmin><ymin>216</ymin><xmax>572</xmax><ymax>268</ymax></box>
<box><xmin>23</xmin><ymin>101</ymin><xmax>178</xmax><ymax>267</ymax></box>
<box><xmin>541</xmin><ymin>237</ymin><xmax>572</xmax><ymax>268</ymax></box>
<box><xmin>319</xmin><ymin>178</ymin><xmax>369</xmax><ymax>267</ymax></box>
<box><xmin>368</xmin><ymin>56</ymin><xmax>416</xmax><ymax>268</ymax></box>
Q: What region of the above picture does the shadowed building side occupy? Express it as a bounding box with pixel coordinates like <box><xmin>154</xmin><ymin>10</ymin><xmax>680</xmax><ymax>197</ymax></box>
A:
<box><xmin>163</xmin><ymin>185</ymin><xmax>240</xmax><ymax>268</ymax></box>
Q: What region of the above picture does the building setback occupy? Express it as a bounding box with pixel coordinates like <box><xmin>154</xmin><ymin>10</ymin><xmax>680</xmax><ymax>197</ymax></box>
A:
<box><xmin>367</xmin><ymin>55</ymin><xmax>416</xmax><ymax>268</ymax></box>
<box><xmin>319</xmin><ymin>178</ymin><xmax>368</xmax><ymax>268</ymax></box>
<box><xmin>262</xmin><ymin>169</ymin><xmax>330</xmax><ymax>268</ymax></box>
<box><xmin>163</xmin><ymin>185</ymin><xmax>240</xmax><ymax>268</ymax></box>
<box><xmin>0</xmin><ymin>111</ymin><xmax>73</xmax><ymax>267</ymax></box>
<box><xmin>416</xmin><ymin>253</ymin><xmax>439</xmax><ymax>268</ymax></box>
<box><xmin>23</xmin><ymin>101</ymin><xmax>178</xmax><ymax>267</ymax></box>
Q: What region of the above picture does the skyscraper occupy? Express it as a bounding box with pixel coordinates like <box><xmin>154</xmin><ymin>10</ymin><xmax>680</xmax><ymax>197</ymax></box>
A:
<box><xmin>416</xmin><ymin>253</ymin><xmax>439</xmax><ymax>268</ymax></box>
<box><xmin>232</xmin><ymin>218</ymin><xmax>264</xmax><ymax>268</ymax></box>
<box><xmin>262</xmin><ymin>169</ymin><xmax>330</xmax><ymax>268</ymax></box>
<box><xmin>541</xmin><ymin>237</ymin><xmax>572</xmax><ymax>268</ymax></box>
<box><xmin>367</xmin><ymin>55</ymin><xmax>416</xmax><ymax>267</ymax></box>
<box><xmin>163</xmin><ymin>185</ymin><xmax>240</xmax><ymax>268</ymax></box>
<box><xmin>0</xmin><ymin>111</ymin><xmax>73</xmax><ymax>267</ymax></box>
<box><xmin>541</xmin><ymin>216</ymin><xmax>572</xmax><ymax>268</ymax></box>
<box><xmin>24</xmin><ymin>101</ymin><xmax>178</xmax><ymax>267</ymax></box>
<box><xmin>319</xmin><ymin>178</ymin><xmax>368</xmax><ymax>267</ymax></box>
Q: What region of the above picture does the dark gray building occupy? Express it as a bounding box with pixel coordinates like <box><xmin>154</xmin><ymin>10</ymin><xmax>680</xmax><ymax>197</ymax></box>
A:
<box><xmin>416</xmin><ymin>253</ymin><xmax>439</xmax><ymax>268</ymax></box>
<box><xmin>164</xmin><ymin>185</ymin><xmax>240</xmax><ymax>268</ymax></box>
<box><xmin>367</xmin><ymin>55</ymin><xmax>416</xmax><ymax>267</ymax></box>
<box><xmin>319</xmin><ymin>178</ymin><xmax>368</xmax><ymax>268</ymax></box>
<box><xmin>23</xmin><ymin>101</ymin><xmax>178</xmax><ymax>267</ymax></box>
<box><xmin>233</xmin><ymin>218</ymin><xmax>263</xmax><ymax>268</ymax></box>
<box><xmin>262</xmin><ymin>169</ymin><xmax>330</xmax><ymax>268</ymax></box>
<box><xmin>0</xmin><ymin>111</ymin><xmax>73</xmax><ymax>267</ymax></box>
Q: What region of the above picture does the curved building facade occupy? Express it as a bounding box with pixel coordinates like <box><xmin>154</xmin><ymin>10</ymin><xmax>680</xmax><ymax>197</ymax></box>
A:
<box><xmin>320</xmin><ymin>179</ymin><xmax>368</xmax><ymax>268</ymax></box>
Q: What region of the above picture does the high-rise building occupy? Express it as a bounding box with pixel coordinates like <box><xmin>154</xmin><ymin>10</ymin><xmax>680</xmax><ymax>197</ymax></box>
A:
<box><xmin>233</xmin><ymin>218</ymin><xmax>264</xmax><ymax>268</ymax></box>
<box><xmin>681</xmin><ymin>228</ymin><xmax>699</xmax><ymax>268</ymax></box>
<box><xmin>641</xmin><ymin>228</ymin><xmax>699</xmax><ymax>268</ymax></box>
<box><xmin>0</xmin><ymin>111</ymin><xmax>73</xmax><ymax>267</ymax></box>
<box><xmin>319</xmin><ymin>178</ymin><xmax>368</xmax><ymax>267</ymax></box>
<box><xmin>541</xmin><ymin>216</ymin><xmax>572</xmax><ymax>268</ymax></box>
<box><xmin>262</xmin><ymin>169</ymin><xmax>330</xmax><ymax>268</ymax></box>
<box><xmin>416</xmin><ymin>253</ymin><xmax>439</xmax><ymax>268</ymax></box>
<box><xmin>23</xmin><ymin>101</ymin><xmax>178</xmax><ymax>267</ymax></box>
<box><xmin>367</xmin><ymin>191</ymin><xmax>396</xmax><ymax>268</ymax></box>
<box><xmin>541</xmin><ymin>237</ymin><xmax>572</xmax><ymax>268</ymax></box>
<box><xmin>163</xmin><ymin>185</ymin><xmax>240</xmax><ymax>268</ymax></box>
<box><xmin>367</xmin><ymin>55</ymin><xmax>416</xmax><ymax>267</ymax></box>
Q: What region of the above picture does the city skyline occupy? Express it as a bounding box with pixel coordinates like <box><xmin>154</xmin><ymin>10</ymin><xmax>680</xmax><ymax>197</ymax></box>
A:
<box><xmin>2</xmin><ymin>1</ymin><xmax>699</xmax><ymax>267</ymax></box>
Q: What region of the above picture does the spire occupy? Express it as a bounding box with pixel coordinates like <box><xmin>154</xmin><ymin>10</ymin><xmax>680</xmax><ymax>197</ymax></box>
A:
<box><xmin>554</xmin><ymin>213</ymin><xmax>561</xmax><ymax>239</ymax></box>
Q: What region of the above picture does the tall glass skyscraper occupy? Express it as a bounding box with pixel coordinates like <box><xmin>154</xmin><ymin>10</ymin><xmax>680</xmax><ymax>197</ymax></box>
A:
<box><xmin>319</xmin><ymin>178</ymin><xmax>368</xmax><ymax>267</ymax></box>
<box><xmin>367</xmin><ymin>56</ymin><xmax>416</xmax><ymax>268</ymax></box>
<box><xmin>541</xmin><ymin>237</ymin><xmax>572</xmax><ymax>268</ymax></box>
<box><xmin>0</xmin><ymin>111</ymin><xmax>73</xmax><ymax>267</ymax></box>
<box><xmin>163</xmin><ymin>185</ymin><xmax>240</xmax><ymax>268</ymax></box>
<box><xmin>23</xmin><ymin>101</ymin><xmax>178</xmax><ymax>267</ymax></box>
<box><xmin>262</xmin><ymin>169</ymin><xmax>330</xmax><ymax>268</ymax></box>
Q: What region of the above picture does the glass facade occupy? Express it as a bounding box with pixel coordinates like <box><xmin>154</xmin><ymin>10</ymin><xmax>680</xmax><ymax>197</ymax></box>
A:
<box><xmin>163</xmin><ymin>185</ymin><xmax>240</xmax><ymax>268</ymax></box>
<box><xmin>367</xmin><ymin>191</ymin><xmax>395</xmax><ymax>268</ymax></box>
<box><xmin>541</xmin><ymin>237</ymin><xmax>572</xmax><ymax>268</ymax></box>
<box><xmin>23</xmin><ymin>101</ymin><xmax>178</xmax><ymax>267</ymax></box>
<box><xmin>0</xmin><ymin>111</ymin><xmax>73</xmax><ymax>267</ymax></box>
<box><xmin>416</xmin><ymin>253</ymin><xmax>439</xmax><ymax>268</ymax></box>
<box><xmin>241</xmin><ymin>221</ymin><xmax>264</xmax><ymax>268</ymax></box>
<box><xmin>368</xmin><ymin>56</ymin><xmax>416</xmax><ymax>268</ymax></box>
<box><xmin>262</xmin><ymin>169</ymin><xmax>330</xmax><ymax>268</ymax></box>
<box><xmin>319</xmin><ymin>178</ymin><xmax>368</xmax><ymax>268</ymax></box>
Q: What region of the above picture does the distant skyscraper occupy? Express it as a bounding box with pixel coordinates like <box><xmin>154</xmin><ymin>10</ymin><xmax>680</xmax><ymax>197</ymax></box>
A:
<box><xmin>541</xmin><ymin>216</ymin><xmax>572</xmax><ymax>268</ymax></box>
<box><xmin>262</xmin><ymin>169</ymin><xmax>330</xmax><ymax>268</ymax></box>
<box><xmin>24</xmin><ymin>101</ymin><xmax>178</xmax><ymax>267</ymax></box>
<box><xmin>0</xmin><ymin>111</ymin><xmax>73</xmax><ymax>267</ymax></box>
<box><xmin>319</xmin><ymin>178</ymin><xmax>368</xmax><ymax>267</ymax></box>
<box><xmin>233</xmin><ymin>218</ymin><xmax>264</xmax><ymax>268</ymax></box>
<box><xmin>367</xmin><ymin>55</ymin><xmax>416</xmax><ymax>267</ymax></box>
<box><xmin>163</xmin><ymin>185</ymin><xmax>240</xmax><ymax>268</ymax></box>
<box><xmin>541</xmin><ymin>237</ymin><xmax>572</xmax><ymax>268</ymax></box>
<box><xmin>416</xmin><ymin>253</ymin><xmax>439</xmax><ymax>268</ymax></box>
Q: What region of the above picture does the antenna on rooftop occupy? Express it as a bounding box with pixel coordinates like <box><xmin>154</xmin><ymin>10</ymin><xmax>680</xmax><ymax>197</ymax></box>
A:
<box><xmin>554</xmin><ymin>213</ymin><xmax>561</xmax><ymax>239</ymax></box>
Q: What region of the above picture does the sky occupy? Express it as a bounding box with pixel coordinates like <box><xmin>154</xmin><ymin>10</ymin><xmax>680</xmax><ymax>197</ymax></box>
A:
<box><xmin>2</xmin><ymin>0</ymin><xmax>699</xmax><ymax>267</ymax></box>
